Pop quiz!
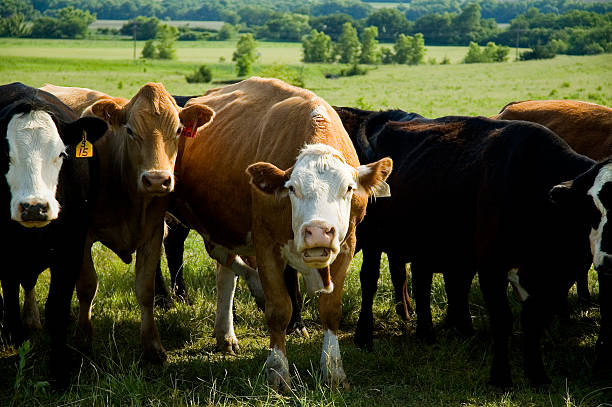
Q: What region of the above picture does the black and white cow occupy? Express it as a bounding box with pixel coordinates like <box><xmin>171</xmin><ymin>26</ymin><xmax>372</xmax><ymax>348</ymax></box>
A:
<box><xmin>0</xmin><ymin>82</ymin><xmax>107</xmax><ymax>387</ymax></box>
<box><xmin>334</xmin><ymin>106</ymin><xmax>611</xmax><ymax>386</ymax></box>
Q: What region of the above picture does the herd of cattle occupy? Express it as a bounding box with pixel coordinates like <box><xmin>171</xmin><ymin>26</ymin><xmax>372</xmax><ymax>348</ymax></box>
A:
<box><xmin>1</xmin><ymin>78</ymin><xmax>611</xmax><ymax>391</ymax></box>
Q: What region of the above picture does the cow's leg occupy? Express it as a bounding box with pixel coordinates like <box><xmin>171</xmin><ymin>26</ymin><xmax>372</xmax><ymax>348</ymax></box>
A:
<box><xmin>258</xmin><ymin>254</ymin><xmax>292</xmax><ymax>390</ymax></box>
<box><xmin>76</xmin><ymin>240</ymin><xmax>97</xmax><ymax>347</ymax></box>
<box><xmin>411</xmin><ymin>262</ymin><xmax>435</xmax><ymax>343</ymax></box>
<box><xmin>166</xmin><ymin>221</ymin><xmax>190</xmax><ymax>301</ymax></box>
<box><xmin>1</xmin><ymin>276</ymin><xmax>23</xmax><ymax>344</ymax></box>
<box><xmin>388</xmin><ymin>254</ymin><xmax>412</xmax><ymax>321</ymax></box>
<box><xmin>520</xmin><ymin>294</ymin><xmax>551</xmax><ymax>386</ymax></box>
<box><xmin>443</xmin><ymin>270</ymin><xmax>474</xmax><ymax>337</ymax></box>
<box><xmin>479</xmin><ymin>269</ymin><xmax>513</xmax><ymax>388</ymax></box>
<box><xmin>576</xmin><ymin>267</ymin><xmax>591</xmax><ymax>303</ymax></box>
<box><xmin>214</xmin><ymin>261</ymin><xmax>240</xmax><ymax>354</ymax></box>
<box><xmin>154</xmin><ymin>262</ymin><xmax>172</xmax><ymax>309</ymax></box>
<box><xmin>355</xmin><ymin>247</ymin><xmax>382</xmax><ymax>349</ymax></box>
<box><xmin>46</xmin><ymin>252</ymin><xmax>81</xmax><ymax>390</ymax></box>
<box><xmin>22</xmin><ymin>286</ymin><xmax>42</xmax><ymax>332</ymax></box>
<box><xmin>285</xmin><ymin>265</ymin><xmax>308</xmax><ymax>337</ymax></box>
<box><xmin>319</xmin><ymin>247</ymin><xmax>351</xmax><ymax>389</ymax></box>
<box><xmin>595</xmin><ymin>270</ymin><xmax>612</xmax><ymax>377</ymax></box>
<box><xmin>135</xmin><ymin>228</ymin><xmax>166</xmax><ymax>363</ymax></box>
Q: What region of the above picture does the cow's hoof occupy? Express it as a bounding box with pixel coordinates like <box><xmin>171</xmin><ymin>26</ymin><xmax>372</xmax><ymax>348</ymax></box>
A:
<box><xmin>154</xmin><ymin>294</ymin><xmax>174</xmax><ymax>310</ymax></box>
<box><xmin>416</xmin><ymin>326</ymin><xmax>436</xmax><ymax>344</ymax></box>
<box><xmin>287</xmin><ymin>321</ymin><xmax>309</xmax><ymax>338</ymax></box>
<box><xmin>143</xmin><ymin>346</ymin><xmax>167</xmax><ymax>364</ymax></box>
<box><xmin>266</xmin><ymin>348</ymin><xmax>291</xmax><ymax>391</ymax></box>
<box><xmin>217</xmin><ymin>336</ymin><xmax>240</xmax><ymax>354</ymax></box>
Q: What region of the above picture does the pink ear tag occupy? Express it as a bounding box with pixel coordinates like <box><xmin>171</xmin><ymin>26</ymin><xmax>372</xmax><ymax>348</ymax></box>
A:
<box><xmin>180</xmin><ymin>123</ymin><xmax>198</xmax><ymax>138</ymax></box>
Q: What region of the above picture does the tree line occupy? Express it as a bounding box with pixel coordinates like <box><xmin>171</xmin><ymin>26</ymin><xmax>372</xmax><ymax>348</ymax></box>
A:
<box><xmin>1</xmin><ymin>0</ymin><xmax>611</xmax><ymax>57</ymax></box>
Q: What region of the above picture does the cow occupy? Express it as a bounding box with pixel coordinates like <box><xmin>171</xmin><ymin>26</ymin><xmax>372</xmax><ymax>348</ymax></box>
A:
<box><xmin>333</xmin><ymin>106</ymin><xmax>611</xmax><ymax>387</ymax></box>
<box><xmin>167</xmin><ymin>77</ymin><xmax>392</xmax><ymax>389</ymax></box>
<box><xmin>0</xmin><ymin>82</ymin><xmax>107</xmax><ymax>387</ymax></box>
<box><xmin>493</xmin><ymin>99</ymin><xmax>612</xmax><ymax>301</ymax></box>
<box><xmin>41</xmin><ymin>83</ymin><xmax>215</xmax><ymax>364</ymax></box>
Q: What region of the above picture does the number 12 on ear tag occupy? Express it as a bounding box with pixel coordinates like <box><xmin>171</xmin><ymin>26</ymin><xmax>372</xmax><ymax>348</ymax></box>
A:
<box><xmin>76</xmin><ymin>131</ymin><xmax>93</xmax><ymax>158</ymax></box>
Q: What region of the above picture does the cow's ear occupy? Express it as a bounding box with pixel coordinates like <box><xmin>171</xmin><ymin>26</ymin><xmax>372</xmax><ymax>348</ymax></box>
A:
<box><xmin>91</xmin><ymin>99</ymin><xmax>125</xmax><ymax>126</ymax></box>
<box><xmin>357</xmin><ymin>157</ymin><xmax>393</xmax><ymax>198</ymax></box>
<box><xmin>246</xmin><ymin>162</ymin><xmax>292</xmax><ymax>196</ymax></box>
<box><xmin>59</xmin><ymin>116</ymin><xmax>108</xmax><ymax>147</ymax></box>
<box><xmin>550</xmin><ymin>180</ymin><xmax>575</xmax><ymax>206</ymax></box>
<box><xmin>179</xmin><ymin>104</ymin><xmax>215</xmax><ymax>137</ymax></box>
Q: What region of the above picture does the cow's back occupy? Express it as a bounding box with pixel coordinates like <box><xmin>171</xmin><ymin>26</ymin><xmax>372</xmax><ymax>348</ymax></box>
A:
<box><xmin>40</xmin><ymin>84</ymin><xmax>129</xmax><ymax>117</ymax></box>
<box><xmin>493</xmin><ymin>100</ymin><xmax>612</xmax><ymax>160</ymax></box>
<box><xmin>177</xmin><ymin>77</ymin><xmax>358</xmax><ymax>250</ymax></box>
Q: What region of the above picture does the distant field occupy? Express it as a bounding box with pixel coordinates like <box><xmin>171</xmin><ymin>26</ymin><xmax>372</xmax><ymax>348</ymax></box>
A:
<box><xmin>0</xmin><ymin>38</ymin><xmax>611</xmax><ymax>406</ymax></box>
<box><xmin>90</xmin><ymin>19</ymin><xmax>225</xmax><ymax>31</ymax></box>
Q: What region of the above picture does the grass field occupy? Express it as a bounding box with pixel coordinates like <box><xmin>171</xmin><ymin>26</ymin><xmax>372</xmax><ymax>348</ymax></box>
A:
<box><xmin>0</xmin><ymin>39</ymin><xmax>611</xmax><ymax>406</ymax></box>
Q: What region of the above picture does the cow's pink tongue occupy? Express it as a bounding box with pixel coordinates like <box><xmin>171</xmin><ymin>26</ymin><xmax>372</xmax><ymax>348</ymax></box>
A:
<box><xmin>304</xmin><ymin>248</ymin><xmax>329</xmax><ymax>258</ymax></box>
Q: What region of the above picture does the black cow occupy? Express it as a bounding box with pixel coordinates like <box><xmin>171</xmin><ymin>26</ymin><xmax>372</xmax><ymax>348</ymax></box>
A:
<box><xmin>0</xmin><ymin>82</ymin><xmax>107</xmax><ymax>388</ymax></box>
<box><xmin>334</xmin><ymin>106</ymin><xmax>610</xmax><ymax>387</ymax></box>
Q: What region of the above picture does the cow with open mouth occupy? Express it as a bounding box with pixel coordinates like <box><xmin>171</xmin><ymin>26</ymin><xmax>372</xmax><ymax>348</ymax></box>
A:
<box><xmin>0</xmin><ymin>82</ymin><xmax>107</xmax><ymax>388</ymax></box>
<box><xmin>170</xmin><ymin>77</ymin><xmax>392</xmax><ymax>390</ymax></box>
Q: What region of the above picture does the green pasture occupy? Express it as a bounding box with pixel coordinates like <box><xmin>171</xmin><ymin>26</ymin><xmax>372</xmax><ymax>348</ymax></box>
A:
<box><xmin>0</xmin><ymin>39</ymin><xmax>611</xmax><ymax>406</ymax></box>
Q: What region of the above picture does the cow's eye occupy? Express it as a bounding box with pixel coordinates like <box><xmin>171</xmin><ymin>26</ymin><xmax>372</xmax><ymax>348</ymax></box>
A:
<box><xmin>288</xmin><ymin>185</ymin><xmax>294</xmax><ymax>193</ymax></box>
<box><xmin>126</xmin><ymin>127</ymin><xmax>134</xmax><ymax>137</ymax></box>
<box><xmin>347</xmin><ymin>185</ymin><xmax>353</xmax><ymax>192</ymax></box>
<box><xmin>176</xmin><ymin>126</ymin><xmax>183</xmax><ymax>137</ymax></box>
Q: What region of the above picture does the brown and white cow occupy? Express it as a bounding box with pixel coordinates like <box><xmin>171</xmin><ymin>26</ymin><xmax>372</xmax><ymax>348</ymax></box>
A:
<box><xmin>42</xmin><ymin>83</ymin><xmax>214</xmax><ymax>362</ymax></box>
<box><xmin>171</xmin><ymin>77</ymin><xmax>392</xmax><ymax>389</ymax></box>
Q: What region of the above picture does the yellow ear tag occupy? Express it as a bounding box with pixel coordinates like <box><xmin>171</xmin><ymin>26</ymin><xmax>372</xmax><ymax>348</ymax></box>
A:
<box><xmin>76</xmin><ymin>131</ymin><xmax>93</xmax><ymax>158</ymax></box>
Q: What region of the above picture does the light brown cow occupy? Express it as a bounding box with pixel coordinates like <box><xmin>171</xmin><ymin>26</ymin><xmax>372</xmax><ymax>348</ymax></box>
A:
<box><xmin>40</xmin><ymin>83</ymin><xmax>129</xmax><ymax>117</ymax></box>
<box><xmin>42</xmin><ymin>83</ymin><xmax>214</xmax><ymax>362</ymax></box>
<box><xmin>493</xmin><ymin>99</ymin><xmax>612</xmax><ymax>301</ymax></box>
<box><xmin>171</xmin><ymin>77</ymin><xmax>392</xmax><ymax>389</ymax></box>
<box><xmin>492</xmin><ymin>100</ymin><xmax>612</xmax><ymax>160</ymax></box>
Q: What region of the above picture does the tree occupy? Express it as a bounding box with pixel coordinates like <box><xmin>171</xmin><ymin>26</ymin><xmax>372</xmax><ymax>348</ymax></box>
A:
<box><xmin>302</xmin><ymin>29</ymin><xmax>332</xmax><ymax>63</ymax></box>
<box><xmin>233</xmin><ymin>33</ymin><xmax>257</xmax><ymax>76</ymax></box>
<box><xmin>260</xmin><ymin>12</ymin><xmax>310</xmax><ymax>42</ymax></box>
<box><xmin>31</xmin><ymin>6</ymin><xmax>95</xmax><ymax>39</ymax></box>
<box><xmin>309</xmin><ymin>13</ymin><xmax>354</xmax><ymax>42</ymax></box>
<box><xmin>359</xmin><ymin>26</ymin><xmax>379</xmax><ymax>64</ymax></box>
<box><xmin>120</xmin><ymin>16</ymin><xmax>159</xmax><ymax>40</ymax></box>
<box><xmin>156</xmin><ymin>23</ymin><xmax>178</xmax><ymax>59</ymax></box>
<box><xmin>365</xmin><ymin>8</ymin><xmax>412</xmax><ymax>43</ymax></box>
<box><xmin>394</xmin><ymin>33</ymin><xmax>426</xmax><ymax>65</ymax></box>
<box><xmin>463</xmin><ymin>41</ymin><xmax>509</xmax><ymax>63</ymax></box>
<box><xmin>0</xmin><ymin>12</ymin><xmax>31</xmax><ymax>37</ymax></box>
<box><xmin>216</xmin><ymin>23</ymin><xmax>235</xmax><ymax>40</ymax></box>
<box><xmin>186</xmin><ymin>65</ymin><xmax>213</xmax><ymax>83</ymax></box>
<box><xmin>336</xmin><ymin>21</ymin><xmax>360</xmax><ymax>64</ymax></box>
<box><xmin>141</xmin><ymin>39</ymin><xmax>156</xmax><ymax>58</ymax></box>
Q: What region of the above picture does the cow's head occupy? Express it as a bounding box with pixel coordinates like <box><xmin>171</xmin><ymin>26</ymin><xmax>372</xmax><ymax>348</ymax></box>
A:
<box><xmin>551</xmin><ymin>160</ymin><xmax>612</xmax><ymax>275</ymax></box>
<box><xmin>3</xmin><ymin>105</ymin><xmax>107</xmax><ymax>227</ymax></box>
<box><xmin>247</xmin><ymin>143</ymin><xmax>392</xmax><ymax>268</ymax></box>
<box><xmin>90</xmin><ymin>83</ymin><xmax>214</xmax><ymax>196</ymax></box>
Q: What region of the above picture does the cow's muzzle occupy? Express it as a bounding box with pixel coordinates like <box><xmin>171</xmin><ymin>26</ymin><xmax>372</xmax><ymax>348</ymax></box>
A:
<box><xmin>16</xmin><ymin>201</ymin><xmax>53</xmax><ymax>227</ymax></box>
<box><xmin>140</xmin><ymin>170</ymin><xmax>174</xmax><ymax>195</ymax></box>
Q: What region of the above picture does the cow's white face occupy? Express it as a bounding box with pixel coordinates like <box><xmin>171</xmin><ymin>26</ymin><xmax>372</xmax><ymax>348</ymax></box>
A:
<box><xmin>285</xmin><ymin>144</ymin><xmax>358</xmax><ymax>268</ymax></box>
<box><xmin>6</xmin><ymin>110</ymin><xmax>65</xmax><ymax>227</ymax></box>
<box><xmin>248</xmin><ymin>143</ymin><xmax>393</xmax><ymax>272</ymax></box>
<box><xmin>587</xmin><ymin>163</ymin><xmax>612</xmax><ymax>272</ymax></box>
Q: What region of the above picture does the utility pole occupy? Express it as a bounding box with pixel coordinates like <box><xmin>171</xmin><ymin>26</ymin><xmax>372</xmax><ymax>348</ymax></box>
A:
<box><xmin>133</xmin><ymin>21</ymin><xmax>136</xmax><ymax>61</ymax></box>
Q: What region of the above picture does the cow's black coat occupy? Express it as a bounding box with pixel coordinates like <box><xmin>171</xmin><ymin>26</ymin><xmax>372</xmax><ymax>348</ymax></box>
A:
<box><xmin>335</xmin><ymin>106</ymin><xmax>608</xmax><ymax>386</ymax></box>
<box><xmin>0</xmin><ymin>82</ymin><xmax>107</xmax><ymax>388</ymax></box>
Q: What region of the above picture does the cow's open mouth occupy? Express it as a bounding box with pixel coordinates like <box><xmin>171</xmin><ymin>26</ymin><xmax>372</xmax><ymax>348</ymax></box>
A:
<box><xmin>302</xmin><ymin>247</ymin><xmax>331</xmax><ymax>263</ymax></box>
<box><xmin>18</xmin><ymin>220</ymin><xmax>51</xmax><ymax>228</ymax></box>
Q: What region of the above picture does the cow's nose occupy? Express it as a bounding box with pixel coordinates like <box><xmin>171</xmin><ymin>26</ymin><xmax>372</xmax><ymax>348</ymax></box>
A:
<box><xmin>303</xmin><ymin>223</ymin><xmax>335</xmax><ymax>247</ymax></box>
<box><xmin>141</xmin><ymin>171</ymin><xmax>173</xmax><ymax>194</ymax></box>
<box><xmin>19</xmin><ymin>201</ymin><xmax>49</xmax><ymax>221</ymax></box>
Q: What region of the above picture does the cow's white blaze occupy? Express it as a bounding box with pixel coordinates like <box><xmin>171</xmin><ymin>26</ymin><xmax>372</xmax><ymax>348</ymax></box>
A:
<box><xmin>285</xmin><ymin>144</ymin><xmax>357</xmax><ymax>268</ymax></box>
<box><xmin>587</xmin><ymin>163</ymin><xmax>612</xmax><ymax>268</ymax></box>
<box><xmin>6</xmin><ymin>110</ymin><xmax>65</xmax><ymax>227</ymax></box>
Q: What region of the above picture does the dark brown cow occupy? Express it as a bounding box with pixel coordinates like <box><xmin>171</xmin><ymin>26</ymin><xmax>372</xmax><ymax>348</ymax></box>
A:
<box><xmin>43</xmin><ymin>83</ymin><xmax>214</xmax><ymax>362</ymax></box>
<box><xmin>171</xmin><ymin>77</ymin><xmax>392</xmax><ymax>389</ymax></box>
